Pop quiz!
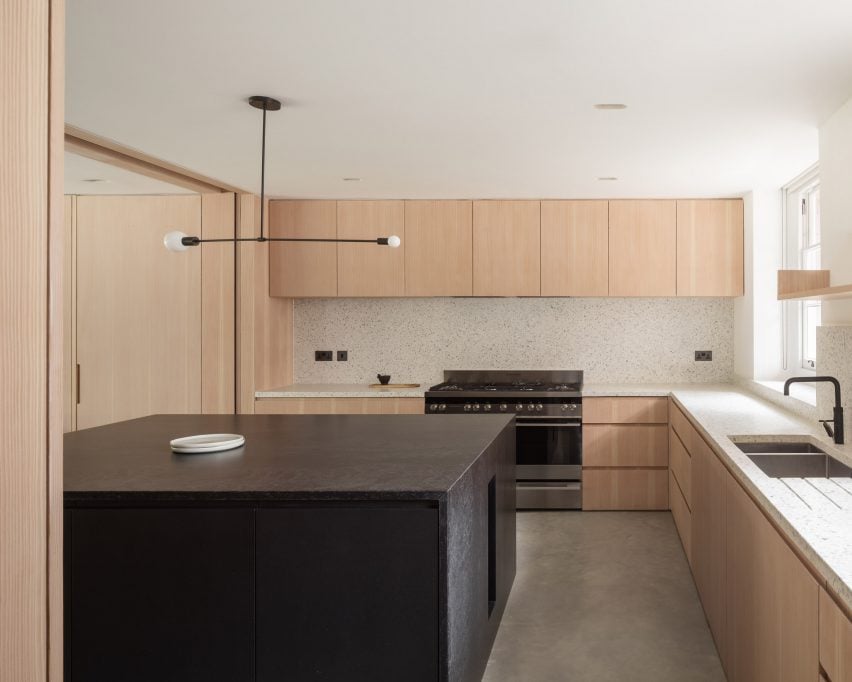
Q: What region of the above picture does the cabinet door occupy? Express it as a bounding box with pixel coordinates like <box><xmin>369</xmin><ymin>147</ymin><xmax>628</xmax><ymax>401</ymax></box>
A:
<box><xmin>473</xmin><ymin>200</ymin><xmax>540</xmax><ymax>296</ymax></box>
<box><xmin>404</xmin><ymin>200</ymin><xmax>472</xmax><ymax>296</ymax></box>
<box><xmin>820</xmin><ymin>587</ymin><xmax>852</xmax><ymax>682</ymax></box>
<box><xmin>541</xmin><ymin>200</ymin><xmax>608</xmax><ymax>296</ymax></box>
<box><xmin>677</xmin><ymin>199</ymin><xmax>744</xmax><ymax>296</ymax></box>
<box><xmin>68</xmin><ymin>508</ymin><xmax>254</xmax><ymax>682</ymax></box>
<box><xmin>337</xmin><ymin>200</ymin><xmax>404</xmax><ymax>296</ymax></box>
<box><xmin>269</xmin><ymin>200</ymin><xmax>337</xmax><ymax>297</ymax></box>
<box><xmin>609</xmin><ymin>200</ymin><xmax>676</xmax><ymax>296</ymax></box>
<box><xmin>690</xmin><ymin>436</ymin><xmax>727</xmax><ymax>659</ymax></box>
<box><xmin>726</xmin><ymin>477</ymin><xmax>819</xmax><ymax>681</ymax></box>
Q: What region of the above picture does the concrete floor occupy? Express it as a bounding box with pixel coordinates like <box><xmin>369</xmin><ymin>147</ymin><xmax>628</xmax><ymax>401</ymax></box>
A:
<box><xmin>483</xmin><ymin>512</ymin><xmax>726</xmax><ymax>682</ymax></box>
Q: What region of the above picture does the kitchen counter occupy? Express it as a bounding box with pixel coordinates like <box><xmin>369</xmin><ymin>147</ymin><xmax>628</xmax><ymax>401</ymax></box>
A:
<box><xmin>256</xmin><ymin>382</ymin><xmax>426</xmax><ymax>398</ymax></box>
<box><xmin>589</xmin><ymin>383</ymin><xmax>852</xmax><ymax>612</ymax></box>
<box><xmin>64</xmin><ymin>414</ymin><xmax>516</xmax><ymax>682</ymax></box>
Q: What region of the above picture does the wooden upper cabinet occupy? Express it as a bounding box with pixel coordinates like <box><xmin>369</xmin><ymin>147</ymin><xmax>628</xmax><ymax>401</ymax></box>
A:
<box><xmin>608</xmin><ymin>200</ymin><xmax>677</xmax><ymax>296</ymax></box>
<box><xmin>472</xmin><ymin>200</ymin><xmax>540</xmax><ymax>296</ymax></box>
<box><xmin>540</xmin><ymin>201</ymin><xmax>608</xmax><ymax>296</ymax></box>
<box><xmin>269</xmin><ymin>200</ymin><xmax>337</xmax><ymax>297</ymax></box>
<box><xmin>404</xmin><ymin>200</ymin><xmax>472</xmax><ymax>296</ymax></box>
<box><xmin>677</xmin><ymin>199</ymin><xmax>744</xmax><ymax>297</ymax></box>
<box><xmin>337</xmin><ymin>201</ymin><xmax>405</xmax><ymax>297</ymax></box>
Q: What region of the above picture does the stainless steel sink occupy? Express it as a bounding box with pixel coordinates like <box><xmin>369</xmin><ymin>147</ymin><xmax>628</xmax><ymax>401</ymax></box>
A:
<box><xmin>731</xmin><ymin>440</ymin><xmax>852</xmax><ymax>478</ymax></box>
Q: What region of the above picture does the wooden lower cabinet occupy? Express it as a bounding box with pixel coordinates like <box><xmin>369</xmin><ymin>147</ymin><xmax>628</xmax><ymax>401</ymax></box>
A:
<box><xmin>583</xmin><ymin>396</ymin><xmax>668</xmax><ymax>424</ymax></box>
<box><xmin>255</xmin><ymin>397</ymin><xmax>425</xmax><ymax>415</ymax></box>
<box><xmin>583</xmin><ymin>424</ymin><xmax>668</xmax><ymax>467</ymax></box>
<box><xmin>582</xmin><ymin>469</ymin><xmax>668</xmax><ymax>510</ymax></box>
<box><xmin>669</xmin><ymin>425</ymin><xmax>692</xmax><ymax>507</ymax></box>
<box><xmin>669</xmin><ymin>470</ymin><xmax>691</xmax><ymax>563</ymax></box>
<box><xmin>690</xmin><ymin>434</ymin><xmax>728</xmax><ymax>660</ymax></box>
<box><xmin>820</xmin><ymin>587</ymin><xmax>852</xmax><ymax>682</ymax></box>
<box><xmin>725</xmin><ymin>477</ymin><xmax>819</xmax><ymax>681</ymax></box>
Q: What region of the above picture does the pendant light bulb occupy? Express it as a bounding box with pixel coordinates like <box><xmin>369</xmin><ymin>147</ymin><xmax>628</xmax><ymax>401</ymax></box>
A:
<box><xmin>164</xmin><ymin>231</ymin><xmax>191</xmax><ymax>252</ymax></box>
<box><xmin>387</xmin><ymin>235</ymin><xmax>401</xmax><ymax>248</ymax></box>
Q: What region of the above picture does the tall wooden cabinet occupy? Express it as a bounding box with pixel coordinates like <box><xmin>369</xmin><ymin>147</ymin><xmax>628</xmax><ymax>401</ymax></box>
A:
<box><xmin>269</xmin><ymin>200</ymin><xmax>337</xmax><ymax>297</ymax></box>
<box><xmin>540</xmin><ymin>200</ymin><xmax>608</xmax><ymax>296</ymax></box>
<box><xmin>608</xmin><ymin>200</ymin><xmax>677</xmax><ymax>296</ymax></box>
<box><xmin>404</xmin><ymin>200</ymin><xmax>472</xmax><ymax>296</ymax></box>
<box><xmin>337</xmin><ymin>201</ymin><xmax>405</xmax><ymax>297</ymax></box>
<box><xmin>472</xmin><ymin>200</ymin><xmax>541</xmax><ymax>296</ymax></box>
<box><xmin>677</xmin><ymin>199</ymin><xmax>744</xmax><ymax>296</ymax></box>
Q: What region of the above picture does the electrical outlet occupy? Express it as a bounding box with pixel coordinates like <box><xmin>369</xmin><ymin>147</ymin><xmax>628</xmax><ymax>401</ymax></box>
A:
<box><xmin>337</xmin><ymin>350</ymin><xmax>348</xmax><ymax>361</ymax></box>
<box><xmin>315</xmin><ymin>350</ymin><xmax>333</xmax><ymax>361</ymax></box>
<box><xmin>695</xmin><ymin>350</ymin><xmax>713</xmax><ymax>362</ymax></box>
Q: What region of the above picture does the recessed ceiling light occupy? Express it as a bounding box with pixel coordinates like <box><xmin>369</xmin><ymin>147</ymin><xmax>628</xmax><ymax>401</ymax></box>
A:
<box><xmin>597</xmin><ymin>177</ymin><xmax>618</xmax><ymax>181</ymax></box>
<box><xmin>82</xmin><ymin>178</ymin><xmax>107</xmax><ymax>183</ymax></box>
<box><xmin>342</xmin><ymin>177</ymin><xmax>361</xmax><ymax>182</ymax></box>
<box><xmin>593</xmin><ymin>103</ymin><xmax>627</xmax><ymax>110</ymax></box>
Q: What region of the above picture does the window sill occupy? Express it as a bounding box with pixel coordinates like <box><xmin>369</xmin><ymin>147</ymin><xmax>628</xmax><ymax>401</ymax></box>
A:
<box><xmin>753</xmin><ymin>380</ymin><xmax>817</xmax><ymax>407</ymax></box>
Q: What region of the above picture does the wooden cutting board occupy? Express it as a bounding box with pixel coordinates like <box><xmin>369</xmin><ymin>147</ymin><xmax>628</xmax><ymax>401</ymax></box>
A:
<box><xmin>368</xmin><ymin>383</ymin><xmax>421</xmax><ymax>389</ymax></box>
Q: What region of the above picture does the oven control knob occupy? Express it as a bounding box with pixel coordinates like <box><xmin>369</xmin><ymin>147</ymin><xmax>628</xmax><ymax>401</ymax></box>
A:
<box><xmin>483</xmin><ymin>403</ymin><xmax>492</xmax><ymax>411</ymax></box>
<box><xmin>527</xmin><ymin>403</ymin><xmax>535</xmax><ymax>412</ymax></box>
<box><xmin>499</xmin><ymin>403</ymin><xmax>508</xmax><ymax>411</ymax></box>
<box><xmin>439</xmin><ymin>403</ymin><xmax>446</xmax><ymax>411</ymax></box>
<box><xmin>535</xmin><ymin>403</ymin><xmax>543</xmax><ymax>412</ymax></box>
<box><xmin>463</xmin><ymin>404</ymin><xmax>471</xmax><ymax>412</ymax></box>
<box><xmin>429</xmin><ymin>404</ymin><xmax>438</xmax><ymax>412</ymax></box>
<box><xmin>472</xmin><ymin>403</ymin><xmax>480</xmax><ymax>411</ymax></box>
<box><xmin>515</xmin><ymin>403</ymin><xmax>524</xmax><ymax>411</ymax></box>
<box><xmin>561</xmin><ymin>403</ymin><xmax>568</xmax><ymax>411</ymax></box>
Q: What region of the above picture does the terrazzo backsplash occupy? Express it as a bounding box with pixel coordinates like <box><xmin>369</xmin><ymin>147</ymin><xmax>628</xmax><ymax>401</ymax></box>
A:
<box><xmin>816</xmin><ymin>325</ymin><xmax>852</xmax><ymax>427</ymax></box>
<box><xmin>292</xmin><ymin>298</ymin><xmax>735</xmax><ymax>386</ymax></box>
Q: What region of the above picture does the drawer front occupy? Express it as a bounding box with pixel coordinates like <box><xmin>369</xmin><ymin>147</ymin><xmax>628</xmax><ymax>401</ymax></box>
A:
<box><xmin>583</xmin><ymin>424</ymin><xmax>668</xmax><ymax>467</ymax></box>
<box><xmin>582</xmin><ymin>468</ymin><xmax>668</xmax><ymax>510</ymax></box>
<box><xmin>669</xmin><ymin>470</ymin><xmax>692</xmax><ymax>563</ymax></box>
<box><xmin>670</xmin><ymin>402</ymin><xmax>700</xmax><ymax>454</ymax></box>
<box><xmin>583</xmin><ymin>397</ymin><xmax>669</xmax><ymax>424</ymax></box>
<box><xmin>669</xmin><ymin>426</ymin><xmax>692</xmax><ymax>509</ymax></box>
<box><xmin>255</xmin><ymin>397</ymin><xmax>425</xmax><ymax>415</ymax></box>
<box><xmin>820</xmin><ymin>587</ymin><xmax>852</xmax><ymax>682</ymax></box>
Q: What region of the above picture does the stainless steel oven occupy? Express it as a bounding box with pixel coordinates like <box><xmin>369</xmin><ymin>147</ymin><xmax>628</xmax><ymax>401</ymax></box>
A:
<box><xmin>515</xmin><ymin>414</ymin><xmax>582</xmax><ymax>509</ymax></box>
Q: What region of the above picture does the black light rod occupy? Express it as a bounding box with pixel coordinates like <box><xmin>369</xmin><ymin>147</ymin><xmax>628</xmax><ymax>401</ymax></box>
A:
<box><xmin>180</xmin><ymin>236</ymin><xmax>393</xmax><ymax>246</ymax></box>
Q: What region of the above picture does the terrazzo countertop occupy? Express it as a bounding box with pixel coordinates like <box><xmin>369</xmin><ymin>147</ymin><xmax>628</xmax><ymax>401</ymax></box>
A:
<box><xmin>666</xmin><ymin>386</ymin><xmax>852</xmax><ymax>613</ymax></box>
<box><xmin>256</xmin><ymin>383</ymin><xmax>426</xmax><ymax>399</ymax></box>
<box><xmin>583</xmin><ymin>383</ymin><xmax>703</xmax><ymax>396</ymax></box>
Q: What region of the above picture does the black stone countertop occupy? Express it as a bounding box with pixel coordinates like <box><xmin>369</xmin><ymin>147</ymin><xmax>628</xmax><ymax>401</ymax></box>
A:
<box><xmin>64</xmin><ymin>413</ymin><xmax>514</xmax><ymax>503</ymax></box>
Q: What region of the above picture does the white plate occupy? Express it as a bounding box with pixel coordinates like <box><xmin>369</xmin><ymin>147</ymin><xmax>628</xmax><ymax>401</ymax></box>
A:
<box><xmin>170</xmin><ymin>433</ymin><xmax>245</xmax><ymax>454</ymax></box>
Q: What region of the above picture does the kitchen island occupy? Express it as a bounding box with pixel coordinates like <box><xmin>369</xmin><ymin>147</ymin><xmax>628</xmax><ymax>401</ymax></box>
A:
<box><xmin>64</xmin><ymin>413</ymin><xmax>516</xmax><ymax>682</ymax></box>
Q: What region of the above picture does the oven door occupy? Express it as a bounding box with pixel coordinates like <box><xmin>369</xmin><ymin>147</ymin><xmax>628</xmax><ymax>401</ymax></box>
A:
<box><xmin>515</xmin><ymin>416</ymin><xmax>582</xmax><ymax>481</ymax></box>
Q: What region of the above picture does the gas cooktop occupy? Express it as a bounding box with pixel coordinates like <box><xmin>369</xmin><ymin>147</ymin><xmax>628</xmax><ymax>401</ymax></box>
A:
<box><xmin>426</xmin><ymin>370</ymin><xmax>583</xmax><ymax>399</ymax></box>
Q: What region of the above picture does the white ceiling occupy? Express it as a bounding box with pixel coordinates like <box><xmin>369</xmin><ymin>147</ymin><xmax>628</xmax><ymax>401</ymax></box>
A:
<box><xmin>64</xmin><ymin>152</ymin><xmax>193</xmax><ymax>195</ymax></box>
<box><xmin>66</xmin><ymin>0</ymin><xmax>852</xmax><ymax>199</ymax></box>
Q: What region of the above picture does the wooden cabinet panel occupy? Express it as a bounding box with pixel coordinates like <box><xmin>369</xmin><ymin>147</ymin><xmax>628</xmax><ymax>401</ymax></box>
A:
<box><xmin>76</xmin><ymin>196</ymin><xmax>202</xmax><ymax>429</ymax></box>
<box><xmin>677</xmin><ymin>199</ymin><xmax>744</xmax><ymax>297</ymax></box>
<box><xmin>583</xmin><ymin>397</ymin><xmax>669</xmax><ymax>424</ymax></box>
<box><xmin>540</xmin><ymin>200</ymin><xmax>608</xmax><ymax>296</ymax></box>
<box><xmin>691</xmin><ymin>435</ymin><xmax>728</xmax><ymax>659</ymax></box>
<box><xmin>669</xmin><ymin>426</ymin><xmax>692</xmax><ymax>508</ymax></box>
<box><xmin>404</xmin><ymin>200</ymin><xmax>472</xmax><ymax>296</ymax></box>
<box><xmin>820</xmin><ymin>588</ymin><xmax>852</xmax><ymax>682</ymax></box>
<box><xmin>254</xmin><ymin>397</ymin><xmax>425</xmax><ymax>415</ymax></box>
<box><xmin>472</xmin><ymin>200</ymin><xmax>540</xmax><ymax>296</ymax></box>
<box><xmin>337</xmin><ymin>201</ymin><xmax>405</xmax><ymax>297</ymax></box>
<box><xmin>609</xmin><ymin>200</ymin><xmax>677</xmax><ymax>296</ymax></box>
<box><xmin>269</xmin><ymin>200</ymin><xmax>337</xmax><ymax>297</ymax></box>
<box><xmin>670</xmin><ymin>401</ymin><xmax>700</xmax><ymax>454</ymax></box>
<box><xmin>583</xmin><ymin>425</ymin><xmax>668</xmax><ymax>467</ymax></box>
<box><xmin>669</xmin><ymin>470</ymin><xmax>692</xmax><ymax>564</ymax></box>
<box><xmin>582</xmin><ymin>469</ymin><xmax>668</xmax><ymax>510</ymax></box>
<box><xmin>726</xmin><ymin>477</ymin><xmax>819</xmax><ymax>681</ymax></box>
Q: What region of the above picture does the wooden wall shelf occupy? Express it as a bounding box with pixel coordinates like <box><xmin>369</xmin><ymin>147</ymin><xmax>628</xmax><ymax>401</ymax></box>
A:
<box><xmin>777</xmin><ymin>269</ymin><xmax>852</xmax><ymax>301</ymax></box>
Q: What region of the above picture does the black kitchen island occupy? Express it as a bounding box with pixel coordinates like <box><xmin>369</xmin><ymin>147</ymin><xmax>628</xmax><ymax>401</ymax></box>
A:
<box><xmin>64</xmin><ymin>413</ymin><xmax>516</xmax><ymax>682</ymax></box>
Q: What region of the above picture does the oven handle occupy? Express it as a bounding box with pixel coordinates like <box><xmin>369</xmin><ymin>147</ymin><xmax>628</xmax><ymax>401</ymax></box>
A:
<box><xmin>516</xmin><ymin>421</ymin><xmax>581</xmax><ymax>428</ymax></box>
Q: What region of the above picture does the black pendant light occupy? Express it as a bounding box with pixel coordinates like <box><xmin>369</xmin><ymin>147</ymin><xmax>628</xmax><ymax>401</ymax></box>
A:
<box><xmin>164</xmin><ymin>96</ymin><xmax>400</xmax><ymax>251</ymax></box>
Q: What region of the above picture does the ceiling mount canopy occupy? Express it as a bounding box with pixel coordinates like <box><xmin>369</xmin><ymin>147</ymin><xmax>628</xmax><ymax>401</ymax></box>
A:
<box><xmin>164</xmin><ymin>95</ymin><xmax>400</xmax><ymax>252</ymax></box>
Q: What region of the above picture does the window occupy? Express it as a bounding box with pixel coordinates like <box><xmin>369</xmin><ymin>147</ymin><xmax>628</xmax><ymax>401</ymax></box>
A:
<box><xmin>782</xmin><ymin>166</ymin><xmax>820</xmax><ymax>372</ymax></box>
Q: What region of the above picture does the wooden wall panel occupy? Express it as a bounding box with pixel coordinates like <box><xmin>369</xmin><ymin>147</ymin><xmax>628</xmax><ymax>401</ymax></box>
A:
<box><xmin>76</xmin><ymin>196</ymin><xmax>202</xmax><ymax>429</ymax></box>
<box><xmin>201</xmin><ymin>193</ymin><xmax>235</xmax><ymax>414</ymax></box>
<box><xmin>64</xmin><ymin>195</ymin><xmax>77</xmax><ymax>432</ymax></box>
<box><xmin>1</xmin><ymin>0</ymin><xmax>64</xmax><ymax>678</ymax></box>
<box><xmin>540</xmin><ymin>200</ymin><xmax>609</xmax><ymax>296</ymax></box>
<box><xmin>237</xmin><ymin>195</ymin><xmax>293</xmax><ymax>413</ymax></box>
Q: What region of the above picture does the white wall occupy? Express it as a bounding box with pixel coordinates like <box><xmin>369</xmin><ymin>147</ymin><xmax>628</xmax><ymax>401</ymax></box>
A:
<box><xmin>292</xmin><ymin>297</ymin><xmax>734</xmax><ymax>387</ymax></box>
<box><xmin>733</xmin><ymin>188</ymin><xmax>783</xmax><ymax>380</ymax></box>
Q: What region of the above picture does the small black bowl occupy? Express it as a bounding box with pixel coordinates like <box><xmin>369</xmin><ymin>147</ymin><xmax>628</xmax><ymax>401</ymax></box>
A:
<box><xmin>377</xmin><ymin>374</ymin><xmax>391</xmax><ymax>385</ymax></box>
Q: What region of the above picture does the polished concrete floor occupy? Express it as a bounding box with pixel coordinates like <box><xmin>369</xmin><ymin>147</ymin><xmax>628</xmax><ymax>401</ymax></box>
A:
<box><xmin>483</xmin><ymin>512</ymin><xmax>726</xmax><ymax>682</ymax></box>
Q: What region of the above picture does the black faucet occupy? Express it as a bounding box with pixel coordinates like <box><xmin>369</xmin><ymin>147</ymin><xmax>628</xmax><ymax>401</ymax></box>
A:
<box><xmin>783</xmin><ymin>376</ymin><xmax>845</xmax><ymax>445</ymax></box>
